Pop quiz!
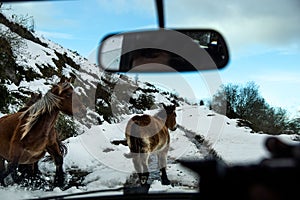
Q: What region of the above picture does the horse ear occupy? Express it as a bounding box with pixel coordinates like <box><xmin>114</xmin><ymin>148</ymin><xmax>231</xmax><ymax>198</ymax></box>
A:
<box><xmin>51</xmin><ymin>85</ymin><xmax>60</xmax><ymax>95</ymax></box>
<box><xmin>69</xmin><ymin>76</ymin><xmax>76</xmax><ymax>83</ymax></box>
<box><xmin>66</xmin><ymin>77</ymin><xmax>72</xmax><ymax>83</ymax></box>
<box><xmin>59</xmin><ymin>77</ymin><xmax>66</xmax><ymax>84</ymax></box>
<box><xmin>60</xmin><ymin>76</ymin><xmax>74</xmax><ymax>84</ymax></box>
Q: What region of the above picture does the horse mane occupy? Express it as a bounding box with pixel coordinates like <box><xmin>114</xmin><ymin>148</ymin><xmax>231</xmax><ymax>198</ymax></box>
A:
<box><xmin>18</xmin><ymin>92</ymin><xmax>42</xmax><ymax>112</ymax></box>
<box><xmin>19</xmin><ymin>90</ymin><xmax>62</xmax><ymax>140</ymax></box>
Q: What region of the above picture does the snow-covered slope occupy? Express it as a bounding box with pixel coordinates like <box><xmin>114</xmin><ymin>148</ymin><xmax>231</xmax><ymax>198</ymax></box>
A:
<box><xmin>0</xmin><ymin>13</ymin><xmax>182</xmax><ymax>125</ymax></box>
<box><xmin>1</xmin><ymin>105</ymin><xmax>297</xmax><ymax>199</ymax></box>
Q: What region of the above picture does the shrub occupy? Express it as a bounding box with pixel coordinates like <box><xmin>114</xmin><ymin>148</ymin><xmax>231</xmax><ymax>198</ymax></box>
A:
<box><xmin>129</xmin><ymin>93</ymin><xmax>155</xmax><ymax>111</ymax></box>
<box><xmin>0</xmin><ymin>84</ymin><xmax>11</xmax><ymax>113</ymax></box>
<box><xmin>55</xmin><ymin>114</ymin><xmax>79</xmax><ymax>140</ymax></box>
<box><xmin>288</xmin><ymin>118</ymin><xmax>300</xmax><ymax>135</ymax></box>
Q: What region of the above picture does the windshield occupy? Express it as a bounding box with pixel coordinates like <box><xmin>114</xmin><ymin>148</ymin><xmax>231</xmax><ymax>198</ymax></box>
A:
<box><xmin>0</xmin><ymin>0</ymin><xmax>299</xmax><ymax>199</ymax></box>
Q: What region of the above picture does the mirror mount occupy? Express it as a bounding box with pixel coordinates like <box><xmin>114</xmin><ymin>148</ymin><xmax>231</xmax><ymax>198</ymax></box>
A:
<box><xmin>156</xmin><ymin>0</ymin><xmax>165</xmax><ymax>28</ymax></box>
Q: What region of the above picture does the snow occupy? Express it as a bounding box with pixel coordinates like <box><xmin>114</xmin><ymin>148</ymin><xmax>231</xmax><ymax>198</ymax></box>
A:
<box><xmin>16</xmin><ymin>40</ymin><xmax>58</xmax><ymax>74</ymax></box>
<box><xmin>0</xmin><ymin>105</ymin><xmax>297</xmax><ymax>199</ymax></box>
<box><xmin>18</xmin><ymin>79</ymin><xmax>51</xmax><ymax>94</ymax></box>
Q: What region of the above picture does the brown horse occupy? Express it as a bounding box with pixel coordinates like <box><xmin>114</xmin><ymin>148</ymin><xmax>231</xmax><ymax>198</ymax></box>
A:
<box><xmin>17</xmin><ymin>92</ymin><xmax>67</xmax><ymax>181</ymax></box>
<box><xmin>0</xmin><ymin>78</ymin><xmax>86</xmax><ymax>187</ymax></box>
<box><xmin>125</xmin><ymin>104</ymin><xmax>177</xmax><ymax>185</ymax></box>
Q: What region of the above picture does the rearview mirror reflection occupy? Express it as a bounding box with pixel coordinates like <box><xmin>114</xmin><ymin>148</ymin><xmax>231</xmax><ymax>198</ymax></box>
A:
<box><xmin>98</xmin><ymin>29</ymin><xmax>229</xmax><ymax>72</ymax></box>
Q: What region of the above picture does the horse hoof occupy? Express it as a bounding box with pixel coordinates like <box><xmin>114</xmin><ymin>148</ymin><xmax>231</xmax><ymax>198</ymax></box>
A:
<box><xmin>2</xmin><ymin>174</ymin><xmax>15</xmax><ymax>186</ymax></box>
<box><xmin>54</xmin><ymin>176</ymin><xmax>66</xmax><ymax>189</ymax></box>
<box><xmin>54</xmin><ymin>180</ymin><xmax>65</xmax><ymax>188</ymax></box>
<box><xmin>140</xmin><ymin>176</ymin><xmax>148</xmax><ymax>185</ymax></box>
<box><xmin>0</xmin><ymin>178</ymin><xmax>5</xmax><ymax>186</ymax></box>
<box><xmin>161</xmin><ymin>178</ymin><xmax>171</xmax><ymax>185</ymax></box>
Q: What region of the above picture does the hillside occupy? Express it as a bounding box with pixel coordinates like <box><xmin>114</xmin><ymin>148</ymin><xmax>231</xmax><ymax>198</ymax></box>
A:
<box><xmin>0</xmin><ymin>13</ymin><xmax>182</xmax><ymax>127</ymax></box>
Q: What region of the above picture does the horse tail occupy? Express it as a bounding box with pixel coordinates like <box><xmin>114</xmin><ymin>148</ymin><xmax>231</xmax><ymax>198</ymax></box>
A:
<box><xmin>43</xmin><ymin>138</ymin><xmax>68</xmax><ymax>162</ymax></box>
<box><xmin>126</xmin><ymin>116</ymin><xmax>147</xmax><ymax>154</ymax></box>
<box><xmin>128</xmin><ymin>135</ymin><xmax>144</xmax><ymax>153</ymax></box>
<box><xmin>57</xmin><ymin>137</ymin><xmax>68</xmax><ymax>157</ymax></box>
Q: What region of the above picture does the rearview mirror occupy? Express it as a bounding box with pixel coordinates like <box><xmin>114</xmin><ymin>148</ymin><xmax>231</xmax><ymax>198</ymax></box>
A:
<box><xmin>98</xmin><ymin>29</ymin><xmax>229</xmax><ymax>72</ymax></box>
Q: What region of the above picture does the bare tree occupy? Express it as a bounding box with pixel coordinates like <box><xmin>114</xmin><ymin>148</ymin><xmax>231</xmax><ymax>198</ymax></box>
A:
<box><xmin>211</xmin><ymin>82</ymin><xmax>289</xmax><ymax>135</ymax></box>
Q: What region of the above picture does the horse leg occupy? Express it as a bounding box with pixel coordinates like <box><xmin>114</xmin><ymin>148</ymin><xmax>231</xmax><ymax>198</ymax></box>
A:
<box><xmin>160</xmin><ymin>167</ymin><xmax>170</xmax><ymax>185</ymax></box>
<box><xmin>18</xmin><ymin>162</ymin><xmax>41</xmax><ymax>179</ymax></box>
<box><xmin>158</xmin><ymin>148</ymin><xmax>171</xmax><ymax>185</ymax></box>
<box><xmin>0</xmin><ymin>161</ymin><xmax>19</xmax><ymax>186</ymax></box>
<box><xmin>132</xmin><ymin>153</ymin><xmax>150</xmax><ymax>185</ymax></box>
<box><xmin>46</xmin><ymin>143</ymin><xmax>65</xmax><ymax>188</ymax></box>
<box><xmin>2</xmin><ymin>142</ymin><xmax>24</xmax><ymax>185</ymax></box>
<box><xmin>0</xmin><ymin>157</ymin><xmax>5</xmax><ymax>185</ymax></box>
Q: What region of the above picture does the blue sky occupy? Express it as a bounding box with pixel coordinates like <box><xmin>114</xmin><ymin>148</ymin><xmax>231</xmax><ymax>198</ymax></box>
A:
<box><xmin>3</xmin><ymin>0</ymin><xmax>300</xmax><ymax>118</ymax></box>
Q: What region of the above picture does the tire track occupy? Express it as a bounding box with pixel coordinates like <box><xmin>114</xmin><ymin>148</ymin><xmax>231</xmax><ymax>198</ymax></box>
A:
<box><xmin>177</xmin><ymin>124</ymin><xmax>223</xmax><ymax>161</ymax></box>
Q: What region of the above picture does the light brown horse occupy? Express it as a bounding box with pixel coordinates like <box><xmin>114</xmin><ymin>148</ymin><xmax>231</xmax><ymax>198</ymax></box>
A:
<box><xmin>0</xmin><ymin>78</ymin><xmax>86</xmax><ymax>187</ymax></box>
<box><xmin>125</xmin><ymin>104</ymin><xmax>177</xmax><ymax>185</ymax></box>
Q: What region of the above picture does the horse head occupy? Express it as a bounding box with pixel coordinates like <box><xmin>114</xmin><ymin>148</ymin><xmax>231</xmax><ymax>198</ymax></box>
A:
<box><xmin>51</xmin><ymin>77</ymin><xmax>87</xmax><ymax>118</ymax></box>
<box><xmin>163</xmin><ymin>103</ymin><xmax>177</xmax><ymax>131</ymax></box>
